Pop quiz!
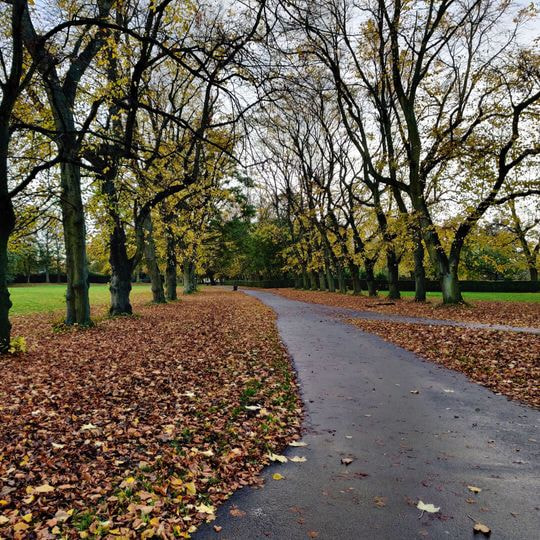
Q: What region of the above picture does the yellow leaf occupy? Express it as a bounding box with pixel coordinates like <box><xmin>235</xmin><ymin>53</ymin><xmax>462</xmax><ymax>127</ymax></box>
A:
<box><xmin>0</xmin><ymin>500</ymin><xmax>8</xmax><ymax>506</ymax></box>
<box><xmin>272</xmin><ymin>473</ymin><xmax>284</xmax><ymax>480</ymax></box>
<box><xmin>22</xmin><ymin>512</ymin><xmax>32</xmax><ymax>522</ymax></box>
<box><xmin>51</xmin><ymin>526</ymin><xmax>61</xmax><ymax>534</ymax></box>
<box><xmin>289</xmin><ymin>441</ymin><xmax>307</xmax><ymax>447</ymax></box>
<box><xmin>468</xmin><ymin>486</ymin><xmax>482</xmax><ymax>493</ymax></box>
<box><xmin>14</xmin><ymin>521</ymin><xmax>29</xmax><ymax>532</ymax></box>
<box><xmin>0</xmin><ymin>516</ymin><xmax>10</xmax><ymax>525</ymax></box>
<box><xmin>473</xmin><ymin>522</ymin><xmax>491</xmax><ymax>535</ymax></box>
<box><xmin>267</xmin><ymin>452</ymin><xmax>288</xmax><ymax>463</ymax></box>
<box><xmin>184</xmin><ymin>482</ymin><xmax>196</xmax><ymax>495</ymax></box>
<box><xmin>149</xmin><ymin>517</ymin><xmax>160</xmax><ymax>527</ymax></box>
<box><xmin>195</xmin><ymin>503</ymin><xmax>215</xmax><ymax>515</ymax></box>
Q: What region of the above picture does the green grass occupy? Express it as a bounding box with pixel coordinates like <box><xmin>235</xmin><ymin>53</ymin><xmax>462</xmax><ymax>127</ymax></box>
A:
<box><xmin>398</xmin><ymin>291</ymin><xmax>539</xmax><ymax>303</ymax></box>
<box><xmin>8</xmin><ymin>283</ymin><xmax>152</xmax><ymax>315</ymax></box>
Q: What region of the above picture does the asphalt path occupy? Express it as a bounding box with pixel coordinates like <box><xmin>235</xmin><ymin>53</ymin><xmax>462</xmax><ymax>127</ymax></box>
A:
<box><xmin>195</xmin><ymin>290</ymin><xmax>539</xmax><ymax>540</ymax></box>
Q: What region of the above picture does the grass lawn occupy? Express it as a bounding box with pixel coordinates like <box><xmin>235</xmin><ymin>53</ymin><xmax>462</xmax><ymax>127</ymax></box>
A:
<box><xmin>8</xmin><ymin>283</ymin><xmax>152</xmax><ymax>315</ymax></box>
<box><xmin>398</xmin><ymin>290</ymin><xmax>539</xmax><ymax>303</ymax></box>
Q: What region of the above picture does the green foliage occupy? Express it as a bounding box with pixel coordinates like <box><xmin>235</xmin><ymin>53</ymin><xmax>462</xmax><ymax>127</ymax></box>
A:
<box><xmin>8</xmin><ymin>336</ymin><xmax>26</xmax><ymax>354</ymax></box>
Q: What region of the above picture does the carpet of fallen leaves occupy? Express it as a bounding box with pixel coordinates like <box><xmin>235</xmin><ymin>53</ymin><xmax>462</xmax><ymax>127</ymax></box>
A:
<box><xmin>348</xmin><ymin>318</ymin><xmax>540</xmax><ymax>409</ymax></box>
<box><xmin>0</xmin><ymin>290</ymin><xmax>301</xmax><ymax>539</ymax></box>
<box><xmin>263</xmin><ymin>289</ymin><xmax>540</xmax><ymax>328</ymax></box>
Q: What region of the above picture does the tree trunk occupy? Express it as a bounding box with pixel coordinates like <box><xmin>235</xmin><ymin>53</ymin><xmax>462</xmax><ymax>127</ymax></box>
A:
<box><xmin>326</xmin><ymin>265</ymin><xmax>336</xmax><ymax>292</ymax></box>
<box><xmin>386</xmin><ymin>249</ymin><xmax>400</xmax><ymax>300</ymax></box>
<box><xmin>108</xmin><ymin>224</ymin><xmax>133</xmax><ymax>316</ymax></box>
<box><xmin>529</xmin><ymin>265</ymin><xmax>538</xmax><ymax>282</ymax></box>
<box><xmin>440</xmin><ymin>256</ymin><xmax>463</xmax><ymax>304</ymax></box>
<box><xmin>413</xmin><ymin>234</ymin><xmax>426</xmax><ymax>302</ymax></box>
<box><xmin>302</xmin><ymin>270</ymin><xmax>309</xmax><ymax>290</ymax></box>
<box><xmin>143</xmin><ymin>215</ymin><xmax>166</xmax><ymax>303</ymax></box>
<box><xmin>60</xmin><ymin>160</ymin><xmax>91</xmax><ymax>325</ymax></box>
<box><xmin>309</xmin><ymin>271</ymin><xmax>318</xmax><ymax>290</ymax></box>
<box><xmin>318</xmin><ymin>270</ymin><xmax>327</xmax><ymax>291</ymax></box>
<box><xmin>0</xmin><ymin>195</ymin><xmax>15</xmax><ymax>353</ymax></box>
<box><xmin>183</xmin><ymin>260</ymin><xmax>196</xmax><ymax>294</ymax></box>
<box><xmin>349</xmin><ymin>262</ymin><xmax>362</xmax><ymax>295</ymax></box>
<box><xmin>294</xmin><ymin>275</ymin><xmax>302</xmax><ymax>289</ymax></box>
<box><xmin>165</xmin><ymin>231</ymin><xmax>177</xmax><ymax>301</ymax></box>
<box><xmin>337</xmin><ymin>266</ymin><xmax>347</xmax><ymax>294</ymax></box>
<box><xmin>365</xmin><ymin>262</ymin><xmax>377</xmax><ymax>297</ymax></box>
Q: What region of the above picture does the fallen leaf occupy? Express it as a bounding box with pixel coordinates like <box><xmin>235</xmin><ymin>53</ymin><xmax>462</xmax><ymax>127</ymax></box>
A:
<box><xmin>468</xmin><ymin>486</ymin><xmax>482</xmax><ymax>493</ymax></box>
<box><xmin>229</xmin><ymin>507</ymin><xmax>246</xmax><ymax>518</ymax></box>
<box><xmin>213</xmin><ymin>525</ymin><xmax>222</xmax><ymax>532</ymax></box>
<box><xmin>289</xmin><ymin>456</ymin><xmax>306</xmax><ymax>463</ymax></box>
<box><xmin>34</xmin><ymin>484</ymin><xmax>55</xmax><ymax>493</ymax></box>
<box><xmin>410</xmin><ymin>390</ymin><xmax>420</xmax><ymax>394</ymax></box>
<box><xmin>80</xmin><ymin>423</ymin><xmax>98</xmax><ymax>431</ymax></box>
<box><xmin>0</xmin><ymin>516</ymin><xmax>9</xmax><ymax>525</ymax></box>
<box><xmin>308</xmin><ymin>532</ymin><xmax>319</xmax><ymax>538</ymax></box>
<box><xmin>374</xmin><ymin>496</ymin><xmax>387</xmax><ymax>508</ymax></box>
<box><xmin>417</xmin><ymin>501</ymin><xmax>440</xmax><ymax>513</ymax></box>
<box><xmin>195</xmin><ymin>503</ymin><xmax>215</xmax><ymax>515</ymax></box>
<box><xmin>267</xmin><ymin>452</ymin><xmax>288</xmax><ymax>463</ymax></box>
<box><xmin>272</xmin><ymin>473</ymin><xmax>284</xmax><ymax>480</ymax></box>
<box><xmin>473</xmin><ymin>522</ymin><xmax>491</xmax><ymax>535</ymax></box>
<box><xmin>289</xmin><ymin>441</ymin><xmax>307</xmax><ymax>447</ymax></box>
<box><xmin>341</xmin><ymin>457</ymin><xmax>354</xmax><ymax>465</ymax></box>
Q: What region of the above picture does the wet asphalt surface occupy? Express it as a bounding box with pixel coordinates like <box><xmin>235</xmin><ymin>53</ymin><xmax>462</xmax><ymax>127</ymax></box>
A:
<box><xmin>195</xmin><ymin>291</ymin><xmax>540</xmax><ymax>540</ymax></box>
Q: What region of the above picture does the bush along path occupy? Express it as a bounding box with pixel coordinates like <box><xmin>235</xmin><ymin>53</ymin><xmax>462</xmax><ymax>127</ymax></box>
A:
<box><xmin>195</xmin><ymin>290</ymin><xmax>539</xmax><ymax>540</ymax></box>
<box><xmin>0</xmin><ymin>290</ymin><xmax>301</xmax><ymax>538</ymax></box>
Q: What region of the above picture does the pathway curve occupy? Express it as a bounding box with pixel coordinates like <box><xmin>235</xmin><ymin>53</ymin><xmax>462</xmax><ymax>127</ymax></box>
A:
<box><xmin>195</xmin><ymin>290</ymin><xmax>539</xmax><ymax>540</ymax></box>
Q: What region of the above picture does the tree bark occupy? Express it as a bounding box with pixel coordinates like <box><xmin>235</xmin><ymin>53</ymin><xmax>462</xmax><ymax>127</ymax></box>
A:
<box><xmin>165</xmin><ymin>229</ymin><xmax>177</xmax><ymax>301</ymax></box>
<box><xmin>325</xmin><ymin>265</ymin><xmax>336</xmax><ymax>292</ymax></box>
<box><xmin>337</xmin><ymin>265</ymin><xmax>347</xmax><ymax>294</ymax></box>
<box><xmin>60</xmin><ymin>159</ymin><xmax>91</xmax><ymax>325</ymax></box>
<box><xmin>365</xmin><ymin>262</ymin><xmax>377</xmax><ymax>297</ymax></box>
<box><xmin>302</xmin><ymin>270</ymin><xmax>309</xmax><ymax>290</ymax></box>
<box><xmin>318</xmin><ymin>270</ymin><xmax>327</xmax><ymax>291</ymax></box>
<box><xmin>309</xmin><ymin>271</ymin><xmax>318</xmax><ymax>290</ymax></box>
<box><xmin>108</xmin><ymin>223</ymin><xmax>133</xmax><ymax>316</ymax></box>
<box><xmin>349</xmin><ymin>262</ymin><xmax>362</xmax><ymax>295</ymax></box>
<box><xmin>0</xmin><ymin>195</ymin><xmax>15</xmax><ymax>353</ymax></box>
<box><xmin>413</xmin><ymin>233</ymin><xmax>426</xmax><ymax>302</ymax></box>
<box><xmin>143</xmin><ymin>215</ymin><xmax>165</xmax><ymax>303</ymax></box>
<box><xmin>183</xmin><ymin>260</ymin><xmax>196</xmax><ymax>294</ymax></box>
<box><xmin>386</xmin><ymin>249</ymin><xmax>400</xmax><ymax>300</ymax></box>
<box><xmin>530</xmin><ymin>266</ymin><xmax>538</xmax><ymax>282</ymax></box>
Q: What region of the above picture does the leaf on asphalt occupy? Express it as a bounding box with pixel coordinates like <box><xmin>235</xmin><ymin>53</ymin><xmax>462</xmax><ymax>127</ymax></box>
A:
<box><xmin>272</xmin><ymin>473</ymin><xmax>285</xmax><ymax>480</ymax></box>
<box><xmin>341</xmin><ymin>457</ymin><xmax>354</xmax><ymax>465</ymax></box>
<box><xmin>473</xmin><ymin>522</ymin><xmax>491</xmax><ymax>535</ymax></box>
<box><xmin>410</xmin><ymin>390</ymin><xmax>420</xmax><ymax>394</ymax></box>
<box><xmin>268</xmin><ymin>452</ymin><xmax>288</xmax><ymax>463</ymax></box>
<box><xmin>229</xmin><ymin>507</ymin><xmax>246</xmax><ymax>518</ymax></box>
<box><xmin>417</xmin><ymin>501</ymin><xmax>440</xmax><ymax>513</ymax></box>
<box><xmin>308</xmin><ymin>531</ymin><xmax>319</xmax><ymax>538</ymax></box>
<box><xmin>213</xmin><ymin>525</ymin><xmax>222</xmax><ymax>532</ymax></box>
<box><xmin>289</xmin><ymin>441</ymin><xmax>307</xmax><ymax>447</ymax></box>
<box><xmin>468</xmin><ymin>486</ymin><xmax>482</xmax><ymax>493</ymax></box>
<box><xmin>374</xmin><ymin>496</ymin><xmax>387</xmax><ymax>508</ymax></box>
<box><xmin>289</xmin><ymin>456</ymin><xmax>307</xmax><ymax>462</ymax></box>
